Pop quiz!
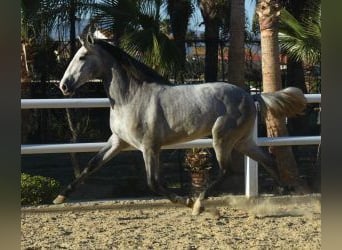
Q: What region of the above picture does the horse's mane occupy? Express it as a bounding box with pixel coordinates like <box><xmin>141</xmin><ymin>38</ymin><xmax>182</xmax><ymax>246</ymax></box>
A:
<box><xmin>95</xmin><ymin>39</ymin><xmax>171</xmax><ymax>85</ymax></box>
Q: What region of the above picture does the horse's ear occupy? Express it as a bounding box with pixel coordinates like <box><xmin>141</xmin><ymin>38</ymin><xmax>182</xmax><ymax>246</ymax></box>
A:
<box><xmin>86</xmin><ymin>32</ymin><xmax>95</xmax><ymax>45</ymax></box>
<box><xmin>80</xmin><ymin>32</ymin><xmax>95</xmax><ymax>51</ymax></box>
<box><xmin>79</xmin><ymin>22</ymin><xmax>96</xmax><ymax>50</ymax></box>
<box><xmin>78</xmin><ymin>36</ymin><xmax>84</xmax><ymax>46</ymax></box>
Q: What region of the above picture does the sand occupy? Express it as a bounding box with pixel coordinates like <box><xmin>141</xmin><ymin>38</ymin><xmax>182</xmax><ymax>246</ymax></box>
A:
<box><xmin>21</xmin><ymin>194</ymin><xmax>321</xmax><ymax>249</ymax></box>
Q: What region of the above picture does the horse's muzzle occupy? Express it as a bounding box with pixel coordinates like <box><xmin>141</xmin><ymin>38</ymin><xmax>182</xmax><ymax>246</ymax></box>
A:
<box><xmin>60</xmin><ymin>82</ymin><xmax>74</xmax><ymax>96</ymax></box>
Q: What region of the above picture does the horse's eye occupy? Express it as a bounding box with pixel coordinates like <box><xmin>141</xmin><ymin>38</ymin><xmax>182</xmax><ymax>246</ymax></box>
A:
<box><xmin>79</xmin><ymin>56</ymin><xmax>86</xmax><ymax>61</ymax></box>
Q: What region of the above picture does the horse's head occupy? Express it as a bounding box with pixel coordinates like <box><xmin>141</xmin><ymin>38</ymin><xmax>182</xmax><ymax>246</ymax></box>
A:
<box><xmin>59</xmin><ymin>33</ymin><xmax>102</xmax><ymax>96</ymax></box>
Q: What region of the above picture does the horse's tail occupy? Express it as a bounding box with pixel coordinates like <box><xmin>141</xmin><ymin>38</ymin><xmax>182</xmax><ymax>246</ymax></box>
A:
<box><xmin>254</xmin><ymin>87</ymin><xmax>307</xmax><ymax>118</ymax></box>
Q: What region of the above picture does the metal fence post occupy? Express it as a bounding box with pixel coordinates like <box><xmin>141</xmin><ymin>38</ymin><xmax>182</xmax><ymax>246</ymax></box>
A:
<box><xmin>245</xmin><ymin>103</ymin><xmax>259</xmax><ymax>197</ymax></box>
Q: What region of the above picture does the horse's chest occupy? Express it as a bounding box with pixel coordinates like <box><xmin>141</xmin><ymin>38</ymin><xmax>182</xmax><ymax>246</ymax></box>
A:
<box><xmin>110</xmin><ymin>108</ymin><xmax>147</xmax><ymax>147</ymax></box>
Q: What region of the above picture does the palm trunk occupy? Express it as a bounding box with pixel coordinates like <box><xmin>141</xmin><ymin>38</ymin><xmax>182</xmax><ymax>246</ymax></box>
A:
<box><xmin>257</xmin><ymin>0</ymin><xmax>305</xmax><ymax>189</ymax></box>
<box><xmin>227</xmin><ymin>0</ymin><xmax>246</xmax><ymax>173</ymax></box>
<box><xmin>227</xmin><ymin>0</ymin><xmax>245</xmax><ymax>87</ymax></box>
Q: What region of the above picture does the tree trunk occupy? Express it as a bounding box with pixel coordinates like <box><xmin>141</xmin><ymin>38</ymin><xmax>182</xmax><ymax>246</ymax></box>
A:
<box><xmin>228</xmin><ymin>0</ymin><xmax>245</xmax><ymax>88</ymax></box>
<box><xmin>199</xmin><ymin>1</ymin><xmax>220</xmax><ymax>82</ymax></box>
<box><xmin>256</xmin><ymin>0</ymin><xmax>305</xmax><ymax>189</ymax></box>
<box><xmin>68</xmin><ymin>0</ymin><xmax>81</xmax><ymax>178</ymax></box>
<box><xmin>65</xmin><ymin>107</ymin><xmax>82</xmax><ymax>178</ymax></box>
<box><xmin>203</xmin><ymin>19</ymin><xmax>219</xmax><ymax>82</ymax></box>
<box><xmin>21</xmin><ymin>40</ymin><xmax>33</xmax><ymax>144</ymax></box>
<box><xmin>227</xmin><ymin>0</ymin><xmax>246</xmax><ymax>173</ymax></box>
<box><xmin>167</xmin><ymin>0</ymin><xmax>192</xmax><ymax>83</ymax></box>
<box><xmin>21</xmin><ymin>41</ymin><xmax>31</xmax><ymax>83</ymax></box>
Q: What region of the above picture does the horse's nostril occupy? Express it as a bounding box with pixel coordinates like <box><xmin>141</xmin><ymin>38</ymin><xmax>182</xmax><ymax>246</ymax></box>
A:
<box><xmin>61</xmin><ymin>84</ymin><xmax>67</xmax><ymax>91</ymax></box>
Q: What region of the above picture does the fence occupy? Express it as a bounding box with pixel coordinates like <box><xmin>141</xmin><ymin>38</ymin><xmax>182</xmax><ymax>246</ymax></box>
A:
<box><xmin>21</xmin><ymin>94</ymin><xmax>321</xmax><ymax>197</ymax></box>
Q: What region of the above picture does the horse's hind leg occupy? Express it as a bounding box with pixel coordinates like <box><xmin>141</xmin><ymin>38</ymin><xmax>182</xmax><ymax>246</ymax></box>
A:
<box><xmin>193</xmin><ymin>137</ymin><xmax>235</xmax><ymax>215</ymax></box>
<box><xmin>192</xmin><ymin>118</ymin><xmax>239</xmax><ymax>215</ymax></box>
<box><xmin>235</xmin><ymin>139</ymin><xmax>282</xmax><ymax>186</ymax></box>
<box><xmin>53</xmin><ymin>134</ymin><xmax>128</xmax><ymax>204</ymax></box>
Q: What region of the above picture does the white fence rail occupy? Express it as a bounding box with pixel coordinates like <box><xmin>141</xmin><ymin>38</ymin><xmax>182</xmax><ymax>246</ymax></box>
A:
<box><xmin>20</xmin><ymin>94</ymin><xmax>322</xmax><ymax>109</ymax></box>
<box><xmin>21</xmin><ymin>94</ymin><xmax>321</xmax><ymax>197</ymax></box>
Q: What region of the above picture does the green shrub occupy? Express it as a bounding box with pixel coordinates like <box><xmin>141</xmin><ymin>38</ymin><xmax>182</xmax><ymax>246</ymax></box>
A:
<box><xmin>21</xmin><ymin>173</ymin><xmax>61</xmax><ymax>206</ymax></box>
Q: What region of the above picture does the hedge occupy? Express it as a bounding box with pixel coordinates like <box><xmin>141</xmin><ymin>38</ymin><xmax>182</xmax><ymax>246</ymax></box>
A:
<box><xmin>21</xmin><ymin>173</ymin><xmax>61</xmax><ymax>205</ymax></box>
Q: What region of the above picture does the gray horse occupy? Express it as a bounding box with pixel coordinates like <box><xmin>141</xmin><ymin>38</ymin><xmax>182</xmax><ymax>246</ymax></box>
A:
<box><xmin>54</xmin><ymin>32</ymin><xmax>306</xmax><ymax>214</ymax></box>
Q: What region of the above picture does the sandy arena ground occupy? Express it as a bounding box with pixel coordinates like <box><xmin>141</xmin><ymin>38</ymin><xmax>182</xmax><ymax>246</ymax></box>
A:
<box><xmin>21</xmin><ymin>194</ymin><xmax>321</xmax><ymax>249</ymax></box>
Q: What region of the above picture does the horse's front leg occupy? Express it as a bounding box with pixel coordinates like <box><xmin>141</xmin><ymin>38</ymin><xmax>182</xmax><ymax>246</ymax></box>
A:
<box><xmin>142</xmin><ymin>147</ymin><xmax>193</xmax><ymax>208</ymax></box>
<box><xmin>53</xmin><ymin>134</ymin><xmax>128</xmax><ymax>204</ymax></box>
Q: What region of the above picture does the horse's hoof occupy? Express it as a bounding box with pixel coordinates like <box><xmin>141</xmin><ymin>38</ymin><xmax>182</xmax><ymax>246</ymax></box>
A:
<box><xmin>186</xmin><ymin>197</ymin><xmax>194</xmax><ymax>208</ymax></box>
<box><xmin>192</xmin><ymin>206</ymin><xmax>205</xmax><ymax>216</ymax></box>
<box><xmin>191</xmin><ymin>198</ymin><xmax>205</xmax><ymax>216</ymax></box>
<box><xmin>53</xmin><ymin>195</ymin><xmax>66</xmax><ymax>204</ymax></box>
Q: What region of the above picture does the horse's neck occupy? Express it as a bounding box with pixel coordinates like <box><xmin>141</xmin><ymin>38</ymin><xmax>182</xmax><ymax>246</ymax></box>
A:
<box><xmin>101</xmin><ymin>54</ymin><xmax>166</xmax><ymax>105</ymax></box>
<box><xmin>103</xmin><ymin>66</ymin><xmax>141</xmax><ymax>105</ymax></box>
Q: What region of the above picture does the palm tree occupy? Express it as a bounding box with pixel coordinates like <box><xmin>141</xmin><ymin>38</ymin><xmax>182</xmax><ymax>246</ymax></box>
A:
<box><xmin>21</xmin><ymin>0</ymin><xmax>95</xmax><ymax>79</ymax></box>
<box><xmin>21</xmin><ymin>2</ymin><xmax>35</xmax><ymax>83</ymax></box>
<box><xmin>198</xmin><ymin>0</ymin><xmax>228</xmax><ymax>82</ymax></box>
<box><xmin>91</xmin><ymin>0</ymin><xmax>181</xmax><ymax>78</ymax></box>
<box><xmin>279</xmin><ymin>1</ymin><xmax>321</xmax><ymax>66</ymax></box>
<box><xmin>22</xmin><ymin>0</ymin><xmax>97</xmax><ymax>176</ymax></box>
<box><xmin>279</xmin><ymin>1</ymin><xmax>307</xmax><ymax>97</ymax></box>
<box><xmin>21</xmin><ymin>0</ymin><xmax>57</xmax><ymax>81</ymax></box>
<box><xmin>90</xmin><ymin>0</ymin><xmax>139</xmax><ymax>43</ymax></box>
<box><xmin>49</xmin><ymin>0</ymin><xmax>96</xmax><ymax>177</ymax></box>
<box><xmin>256</xmin><ymin>0</ymin><xmax>306</xmax><ymax>190</ymax></box>
<box><xmin>279</xmin><ymin>0</ymin><xmax>321</xmax><ymax>137</ymax></box>
<box><xmin>49</xmin><ymin>0</ymin><xmax>95</xmax><ymax>57</ymax></box>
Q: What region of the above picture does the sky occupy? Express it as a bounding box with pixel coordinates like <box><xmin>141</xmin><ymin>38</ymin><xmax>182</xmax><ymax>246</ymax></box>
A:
<box><xmin>188</xmin><ymin>1</ymin><xmax>256</xmax><ymax>32</ymax></box>
<box><xmin>53</xmin><ymin>1</ymin><xmax>257</xmax><ymax>40</ymax></box>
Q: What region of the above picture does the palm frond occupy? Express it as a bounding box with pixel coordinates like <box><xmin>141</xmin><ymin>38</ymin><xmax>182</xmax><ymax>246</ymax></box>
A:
<box><xmin>120</xmin><ymin>28</ymin><xmax>181</xmax><ymax>77</ymax></box>
<box><xmin>91</xmin><ymin>0</ymin><xmax>139</xmax><ymax>34</ymax></box>
<box><xmin>92</xmin><ymin>0</ymin><xmax>181</xmax><ymax>77</ymax></box>
<box><xmin>279</xmin><ymin>4</ymin><xmax>321</xmax><ymax>65</ymax></box>
<box><xmin>279</xmin><ymin>9</ymin><xmax>306</xmax><ymax>40</ymax></box>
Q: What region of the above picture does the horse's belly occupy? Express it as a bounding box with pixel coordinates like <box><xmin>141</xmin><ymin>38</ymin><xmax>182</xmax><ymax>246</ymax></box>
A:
<box><xmin>161</xmin><ymin>116</ymin><xmax>215</xmax><ymax>145</ymax></box>
<box><xmin>161</xmin><ymin>130</ymin><xmax>212</xmax><ymax>146</ymax></box>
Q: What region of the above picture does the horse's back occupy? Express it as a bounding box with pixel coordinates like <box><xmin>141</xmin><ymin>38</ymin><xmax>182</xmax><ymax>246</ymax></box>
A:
<box><xmin>162</xmin><ymin>82</ymin><xmax>254</xmax><ymax>118</ymax></box>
